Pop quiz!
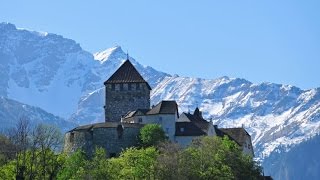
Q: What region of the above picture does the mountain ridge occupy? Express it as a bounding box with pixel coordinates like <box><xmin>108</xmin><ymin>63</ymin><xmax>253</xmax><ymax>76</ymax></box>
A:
<box><xmin>1</xmin><ymin>22</ymin><xmax>320</xmax><ymax>179</ymax></box>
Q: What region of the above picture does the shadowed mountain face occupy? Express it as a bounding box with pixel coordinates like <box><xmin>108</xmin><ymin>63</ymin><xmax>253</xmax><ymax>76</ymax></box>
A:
<box><xmin>0</xmin><ymin>96</ymin><xmax>76</xmax><ymax>132</ymax></box>
<box><xmin>1</xmin><ymin>22</ymin><xmax>320</xmax><ymax>178</ymax></box>
<box><xmin>263</xmin><ymin>134</ymin><xmax>320</xmax><ymax>180</ymax></box>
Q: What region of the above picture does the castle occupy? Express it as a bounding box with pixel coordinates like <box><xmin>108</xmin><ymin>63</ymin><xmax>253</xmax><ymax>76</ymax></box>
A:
<box><xmin>64</xmin><ymin>59</ymin><xmax>254</xmax><ymax>157</ymax></box>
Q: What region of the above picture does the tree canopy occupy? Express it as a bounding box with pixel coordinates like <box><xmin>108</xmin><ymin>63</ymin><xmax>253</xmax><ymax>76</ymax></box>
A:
<box><xmin>139</xmin><ymin>124</ymin><xmax>166</xmax><ymax>147</ymax></box>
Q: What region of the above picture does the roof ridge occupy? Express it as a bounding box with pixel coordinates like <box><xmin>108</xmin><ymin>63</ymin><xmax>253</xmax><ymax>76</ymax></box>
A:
<box><xmin>104</xmin><ymin>60</ymin><xmax>151</xmax><ymax>89</ymax></box>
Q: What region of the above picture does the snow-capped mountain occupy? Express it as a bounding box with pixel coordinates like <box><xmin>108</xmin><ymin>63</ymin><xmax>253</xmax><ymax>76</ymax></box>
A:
<box><xmin>151</xmin><ymin>76</ymin><xmax>320</xmax><ymax>161</ymax></box>
<box><xmin>0</xmin><ymin>96</ymin><xmax>76</xmax><ymax>132</ymax></box>
<box><xmin>1</xmin><ymin>22</ymin><xmax>320</xmax><ymax>179</ymax></box>
<box><xmin>0</xmin><ymin>22</ymin><xmax>169</xmax><ymax>119</ymax></box>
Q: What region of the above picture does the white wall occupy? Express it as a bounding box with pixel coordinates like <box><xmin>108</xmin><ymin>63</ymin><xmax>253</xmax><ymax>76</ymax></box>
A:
<box><xmin>142</xmin><ymin>114</ymin><xmax>177</xmax><ymax>141</ymax></box>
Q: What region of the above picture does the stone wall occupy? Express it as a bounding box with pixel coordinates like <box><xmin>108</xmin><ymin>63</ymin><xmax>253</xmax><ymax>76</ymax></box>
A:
<box><xmin>64</xmin><ymin>125</ymin><xmax>142</xmax><ymax>157</ymax></box>
<box><xmin>105</xmin><ymin>82</ymin><xmax>150</xmax><ymax>122</ymax></box>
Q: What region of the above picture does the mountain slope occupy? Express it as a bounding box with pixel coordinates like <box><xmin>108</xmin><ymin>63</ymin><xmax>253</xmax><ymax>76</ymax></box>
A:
<box><xmin>0</xmin><ymin>96</ymin><xmax>76</xmax><ymax>132</ymax></box>
<box><xmin>0</xmin><ymin>23</ymin><xmax>169</xmax><ymax>118</ymax></box>
<box><xmin>262</xmin><ymin>134</ymin><xmax>320</xmax><ymax>180</ymax></box>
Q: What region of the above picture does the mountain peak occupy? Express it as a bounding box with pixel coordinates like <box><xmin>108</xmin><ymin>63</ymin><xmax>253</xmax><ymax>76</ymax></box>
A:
<box><xmin>0</xmin><ymin>22</ymin><xmax>17</xmax><ymax>31</ymax></box>
<box><xmin>94</xmin><ymin>46</ymin><xmax>125</xmax><ymax>63</ymax></box>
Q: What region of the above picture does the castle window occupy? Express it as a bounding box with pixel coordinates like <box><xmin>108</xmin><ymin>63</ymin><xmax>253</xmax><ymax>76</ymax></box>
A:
<box><xmin>138</xmin><ymin>118</ymin><xmax>142</xmax><ymax>123</ymax></box>
<box><xmin>115</xmin><ymin>84</ymin><xmax>120</xmax><ymax>91</ymax></box>
<box><xmin>120</xmin><ymin>84</ymin><xmax>124</xmax><ymax>91</ymax></box>
<box><xmin>111</xmin><ymin>84</ymin><xmax>115</xmax><ymax>91</ymax></box>
<box><xmin>70</xmin><ymin>132</ymin><xmax>74</xmax><ymax>143</ymax></box>
<box><xmin>128</xmin><ymin>83</ymin><xmax>132</xmax><ymax>90</ymax></box>
<box><xmin>123</xmin><ymin>83</ymin><xmax>128</xmax><ymax>90</ymax></box>
<box><xmin>136</xmin><ymin>83</ymin><xmax>140</xmax><ymax>90</ymax></box>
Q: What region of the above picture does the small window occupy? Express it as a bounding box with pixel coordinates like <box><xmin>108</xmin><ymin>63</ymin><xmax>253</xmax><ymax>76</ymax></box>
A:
<box><xmin>70</xmin><ymin>132</ymin><xmax>74</xmax><ymax>142</ymax></box>
<box><xmin>138</xmin><ymin>118</ymin><xmax>142</xmax><ymax>123</ymax></box>
<box><xmin>136</xmin><ymin>83</ymin><xmax>140</xmax><ymax>90</ymax></box>
<box><xmin>128</xmin><ymin>83</ymin><xmax>132</xmax><ymax>90</ymax></box>
<box><xmin>180</xmin><ymin>128</ymin><xmax>184</xmax><ymax>132</ymax></box>
<box><xmin>115</xmin><ymin>84</ymin><xmax>120</xmax><ymax>91</ymax></box>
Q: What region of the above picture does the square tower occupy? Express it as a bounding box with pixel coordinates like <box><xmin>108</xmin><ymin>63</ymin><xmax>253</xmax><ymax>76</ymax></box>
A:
<box><xmin>104</xmin><ymin>60</ymin><xmax>151</xmax><ymax>122</ymax></box>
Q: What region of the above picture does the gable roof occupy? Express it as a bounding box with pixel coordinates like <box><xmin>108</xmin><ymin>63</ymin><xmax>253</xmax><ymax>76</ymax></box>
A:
<box><xmin>147</xmin><ymin>101</ymin><xmax>179</xmax><ymax>115</ymax></box>
<box><xmin>219</xmin><ymin>128</ymin><xmax>250</xmax><ymax>146</ymax></box>
<box><xmin>175</xmin><ymin>122</ymin><xmax>207</xmax><ymax>136</ymax></box>
<box><xmin>175</xmin><ymin>111</ymin><xmax>211</xmax><ymax>136</ymax></box>
<box><xmin>104</xmin><ymin>60</ymin><xmax>151</xmax><ymax>89</ymax></box>
<box><xmin>123</xmin><ymin>109</ymin><xmax>150</xmax><ymax>119</ymax></box>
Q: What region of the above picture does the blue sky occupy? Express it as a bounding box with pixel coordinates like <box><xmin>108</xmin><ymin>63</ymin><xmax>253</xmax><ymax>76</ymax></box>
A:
<box><xmin>1</xmin><ymin>0</ymin><xmax>319</xmax><ymax>89</ymax></box>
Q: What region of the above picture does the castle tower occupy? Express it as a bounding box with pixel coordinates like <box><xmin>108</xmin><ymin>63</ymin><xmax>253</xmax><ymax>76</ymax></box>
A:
<box><xmin>104</xmin><ymin>59</ymin><xmax>151</xmax><ymax>122</ymax></box>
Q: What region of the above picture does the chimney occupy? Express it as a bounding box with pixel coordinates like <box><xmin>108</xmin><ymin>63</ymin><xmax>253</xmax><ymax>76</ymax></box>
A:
<box><xmin>193</xmin><ymin>107</ymin><xmax>203</xmax><ymax>118</ymax></box>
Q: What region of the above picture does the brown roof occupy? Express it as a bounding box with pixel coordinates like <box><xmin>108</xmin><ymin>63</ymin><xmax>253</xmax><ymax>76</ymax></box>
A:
<box><xmin>219</xmin><ymin>128</ymin><xmax>250</xmax><ymax>146</ymax></box>
<box><xmin>147</xmin><ymin>101</ymin><xmax>179</xmax><ymax>115</ymax></box>
<box><xmin>104</xmin><ymin>60</ymin><xmax>151</xmax><ymax>89</ymax></box>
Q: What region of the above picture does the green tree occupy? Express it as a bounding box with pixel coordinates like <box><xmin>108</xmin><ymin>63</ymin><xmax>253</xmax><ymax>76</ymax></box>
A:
<box><xmin>139</xmin><ymin>124</ymin><xmax>166</xmax><ymax>147</ymax></box>
<box><xmin>88</xmin><ymin>147</ymin><xmax>111</xmax><ymax>180</ymax></box>
<box><xmin>180</xmin><ymin>136</ymin><xmax>262</xmax><ymax>180</ymax></box>
<box><xmin>57</xmin><ymin>150</ymin><xmax>88</xmax><ymax>180</ymax></box>
<box><xmin>155</xmin><ymin>142</ymin><xmax>183</xmax><ymax>180</ymax></box>
<box><xmin>115</xmin><ymin>147</ymin><xmax>159</xmax><ymax>179</ymax></box>
<box><xmin>0</xmin><ymin>135</ymin><xmax>16</xmax><ymax>166</ymax></box>
<box><xmin>0</xmin><ymin>160</ymin><xmax>15</xmax><ymax>180</ymax></box>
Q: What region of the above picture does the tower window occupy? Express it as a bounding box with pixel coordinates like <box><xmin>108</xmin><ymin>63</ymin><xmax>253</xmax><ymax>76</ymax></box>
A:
<box><xmin>115</xmin><ymin>84</ymin><xmax>120</xmax><ymax>91</ymax></box>
<box><xmin>123</xmin><ymin>83</ymin><xmax>128</xmax><ymax>90</ymax></box>
<box><xmin>136</xmin><ymin>83</ymin><xmax>140</xmax><ymax>90</ymax></box>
